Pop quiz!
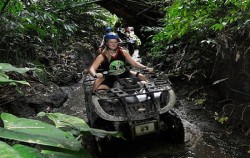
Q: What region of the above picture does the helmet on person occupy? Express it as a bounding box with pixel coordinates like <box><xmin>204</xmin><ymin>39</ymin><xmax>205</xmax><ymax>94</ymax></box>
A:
<box><xmin>125</xmin><ymin>26</ymin><xmax>134</xmax><ymax>32</ymax></box>
<box><xmin>105</xmin><ymin>27</ymin><xmax>113</xmax><ymax>33</ymax></box>
<box><xmin>104</xmin><ymin>32</ymin><xmax>119</xmax><ymax>41</ymax></box>
<box><xmin>124</xmin><ymin>27</ymin><xmax>130</xmax><ymax>33</ymax></box>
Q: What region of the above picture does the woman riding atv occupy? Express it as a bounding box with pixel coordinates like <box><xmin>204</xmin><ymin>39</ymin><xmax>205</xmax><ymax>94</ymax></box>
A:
<box><xmin>89</xmin><ymin>32</ymin><xmax>152</xmax><ymax>91</ymax></box>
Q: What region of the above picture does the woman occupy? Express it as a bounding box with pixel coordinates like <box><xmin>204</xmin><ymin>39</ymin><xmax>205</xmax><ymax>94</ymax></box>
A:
<box><xmin>89</xmin><ymin>32</ymin><xmax>152</xmax><ymax>91</ymax></box>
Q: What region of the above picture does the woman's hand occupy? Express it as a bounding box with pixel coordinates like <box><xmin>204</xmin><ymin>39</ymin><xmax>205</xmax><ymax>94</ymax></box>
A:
<box><xmin>143</xmin><ymin>67</ymin><xmax>154</xmax><ymax>72</ymax></box>
<box><xmin>145</xmin><ymin>67</ymin><xmax>154</xmax><ymax>72</ymax></box>
<box><xmin>94</xmin><ymin>73</ymin><xmax>103</xmax><ymax>78</ymax></box>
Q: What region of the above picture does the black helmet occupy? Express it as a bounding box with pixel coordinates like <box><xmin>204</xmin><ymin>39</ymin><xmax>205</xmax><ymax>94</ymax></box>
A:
<box><xmin>105</xmin><ymin>27</ymin><xmax>113</xmax><ymax>33</ymax></box>
<box><xmin>104</xmin><ymin>32</ymin><xmax>119</xmax><ymax>41</ymax></box>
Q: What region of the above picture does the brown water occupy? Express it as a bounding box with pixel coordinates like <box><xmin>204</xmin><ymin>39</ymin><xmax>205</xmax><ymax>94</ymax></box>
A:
<box><xmin>113</xmin><ymin>116</ymin><xmax>247</xmax><ymax>158</ymax></box>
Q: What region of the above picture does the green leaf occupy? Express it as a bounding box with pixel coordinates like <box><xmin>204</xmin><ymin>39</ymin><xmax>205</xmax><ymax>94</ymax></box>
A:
<box><xmin>195</xmin><ymin>99</ymin><xmax>206</xmax><ymax>105</ymax></box>
<box><xmin>218</xmin><ymin>116</ymin><xmax>229</xmax><ymax>124</ymax></box>
<box><xmin>0</xmin><ymin>63</ymin><xmax>36</xmax><ymax>74</ymax></box>
<box><xmin>42</xmin><ymin>148</ymin><xmax>92</xmax><ymax>158</ymax></box>
<box><xmin>224</xmin><ymin>0</ymin><xmax>231</xmax><ymax>5</ymax></box>
<box><xmin>0</xmin><ymin>71</ymin><xmax>9</xmax><ymax>79</ymax></box>
<box><xmin>0</xmin><ymin>141</ymin><xmax>22</xmax><ymax>158</ymax></box>
<box><xmin>38</xmin><ymin>112</ymin><xmax>123</xmax><ymax>139</ymax></box>
<box><xmin>0</xmin><ymin>113</ymin><xmax>81</xmax><ymax>151</ymax></box>
<box><xmin>0</xmin><ymin>127</ymin><xmax>81</xmax><ymax>151</ymax></box>
<box><xmin>0</xmin><ymin>67</ymin><xmax>30</xmax><ymax>85</ymax></box>
<box><xmin>0</xmin><ymin>76</ymin><xmax>30</xmax><ymax>86</ymax></box>
<box><xmin>37</xmin><ymin>112</ymin><xmax>89</xmax><ymax>130</ymax></box>
<box><xmin>24</xmin><ymin>17</ymin><xmax>32</xmax><ymax>24</ymax></box>
<box><xmin>210</xmin><ymin>23</ymin><xmax>224</xmax><ymax>31</ymax></box>
<box><xmin>0</xmin><ymin>75</ymin><xmax>30</xmax><ymax>86</ymax></box>
<box><xmin>13</xmin><ymin>144</ymin><xmax>43</xmax><ymax>158</ymax></box>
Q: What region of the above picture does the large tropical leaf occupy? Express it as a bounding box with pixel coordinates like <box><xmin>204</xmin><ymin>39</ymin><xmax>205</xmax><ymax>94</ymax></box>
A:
<box><xmin>37</xmin><ymin>112</ymin><xmax>89</xmax><ymax>130</ymax></box>
<box><xmin>0</xmin><ymin>75</ymin><xmax>30</xmax><ymax>85</ymax></box>
<box><xmin>0</xmin><ymin>113</ymin><xmax>81</xmax><ymax>151</ymax></box>
<box><xmin>42</xmin><ymin>148</ymin><xmax>92</xmax><ymax>158</ymax></box>
<box><xmin>0</xmin><ymin>63</ymin><xmax>36</xmax><ymax>74</ymax></box>
<box><xmin>13</xmin><ymin>144</ymin><xmax>43</xmax><ymax>158</ymax></box>
<box><xmin>0</xmin><ymin>63</ymin><xmax>34</xmax><ymax>85</ymax></box>
<box><xmin>0</xmin><ymin>141</ymin><xmax>22</xmax><ymax>158</ymax></box>
<box><xmin>38</xmin><ymin>112</ymin><xmax>123</xmax><ymax>138</ymax></box>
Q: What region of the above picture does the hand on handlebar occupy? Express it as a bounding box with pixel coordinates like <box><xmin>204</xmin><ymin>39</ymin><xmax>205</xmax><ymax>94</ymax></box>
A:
<box><xmin>143</xmin><ymin>67</ymin><xmax>154</xmax><ymax>73</ymax></box>
<box><xmin>94</xmin><ymin>73</ymin><xmax>104</xmax><ymax>78</ymax></box>
<box><xmin>146</xmin><ymin>67</ymin><xmax>154</xmax><ymax>72</ymax></box>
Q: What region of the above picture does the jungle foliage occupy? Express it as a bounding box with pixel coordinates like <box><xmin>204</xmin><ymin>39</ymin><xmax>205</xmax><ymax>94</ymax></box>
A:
<box><xmin>147</xmin><ymin>0</ymin><xmax>250</xmax><ymax>135</ymax></box>
<box><xmin>150</xmin><ymin>0</ymin><xmax>250</xmax><ymax>83</ymax></box>
<box><xmin>0</xmin><ymin>112</ymin><xmax>121</xmax><ymax>158</ymax></box>
<box><xmin>0</xmin><ymin>0</ymin><xmax>117</xmax><ymax>86</ymax></box>
<box><xmin>0</xmin><ymin>0</ymin><xmax>114</xmax><ymax>65</ymax></box>
<box><xmin>0</xmin><ymin>1</ymin><xmax>118</xmax><ymax>157</ymax></box>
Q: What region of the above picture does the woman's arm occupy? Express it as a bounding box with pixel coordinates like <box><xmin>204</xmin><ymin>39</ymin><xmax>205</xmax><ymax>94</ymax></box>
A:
<box><xmin>89</xmin><ymin>54</ymin><xmax>104</xmax><ymax>77</ymax></box>
<box><xmin>123</xmin><ymin>50</ymin><xmax>145</xmax><ymax>68</ymax></box>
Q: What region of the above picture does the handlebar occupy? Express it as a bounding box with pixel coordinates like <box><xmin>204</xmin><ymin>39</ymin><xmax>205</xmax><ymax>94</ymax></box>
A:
<box><xmin>99</xmin><ymin>68</ymin><xmax>154</xmax><ymax>76</ymax></box>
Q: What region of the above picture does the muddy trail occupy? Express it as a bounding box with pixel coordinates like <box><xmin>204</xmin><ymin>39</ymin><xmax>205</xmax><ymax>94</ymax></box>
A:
<box><xmin>52</xmin><ymin>50</ymin><xmax>249</xmax><ymax>158</ymax></box>
<box><xmin>54</xmin><ymin>79</ymin><xmax>248</xmax><ymax>158</ymax></box>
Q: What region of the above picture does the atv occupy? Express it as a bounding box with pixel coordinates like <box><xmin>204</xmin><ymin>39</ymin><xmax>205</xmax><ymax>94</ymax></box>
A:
<box><xmin>83</xmin><ymin>70</ymin><xmax>184</xmax><ymax>157</ymax></box>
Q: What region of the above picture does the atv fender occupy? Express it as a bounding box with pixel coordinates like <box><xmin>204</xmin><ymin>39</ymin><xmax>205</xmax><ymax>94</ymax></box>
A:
<box><xmin>92</xmin><ymin>95</ymin><xmax>126</xmax><ymax>121</ymax></box>
<box><xmin>159</xmin><ymin>85</ymin><xmax>176</xmax><ymax>114</ymax></box>
<box><xmin>91</xmin><ymin>85</ymin><xmax>176</xmax><ymax>121</ymax></box>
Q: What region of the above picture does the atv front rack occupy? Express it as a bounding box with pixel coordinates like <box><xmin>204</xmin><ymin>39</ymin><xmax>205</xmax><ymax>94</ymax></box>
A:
<box><xmin>91</xmin><ymin>81</ymin><xmax>176</xmax><ymax>121</ymax></box>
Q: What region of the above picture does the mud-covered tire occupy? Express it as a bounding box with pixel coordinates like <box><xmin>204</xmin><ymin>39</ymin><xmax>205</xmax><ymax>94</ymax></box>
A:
<box><xmin>82</xmin><ymin>135</ymin><xmax>99</xmax><ymax>158</ymax></box>
<box><xmin>160</xmin><ymin>90</ymin><xmax>175</xmax><ymax>107</ymax></box>
<box><xmin>93</xmin><ymin>119</ymin><xmax>119</xmax><ymax>158</ymax></box>
<box><xmin>160</xmin><ymin>110</ymin><xmax>185</xmax><ymax>144</ymax></box>
<box><xmin>96</xmin><ymin>137</ymin><xmax>119</xmax><ymax>158</ymax></box>
<box><xmin>84</xmin><ymin>91</ymin><xmax>93</xmax><ymax>125</ymax></box>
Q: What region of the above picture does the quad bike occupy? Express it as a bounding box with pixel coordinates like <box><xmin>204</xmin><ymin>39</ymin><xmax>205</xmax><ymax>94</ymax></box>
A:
<box><xmin>83</xmin><ymin>70</ymin><xmax>184</xmax><ymax>157</ymax></box>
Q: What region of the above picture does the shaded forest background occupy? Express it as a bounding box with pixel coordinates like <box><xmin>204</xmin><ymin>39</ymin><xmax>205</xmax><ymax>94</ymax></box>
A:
<box><xmin>1</xmin><ymin>0</ymin><xmax>250</xmax><ymax>145</ymax></box>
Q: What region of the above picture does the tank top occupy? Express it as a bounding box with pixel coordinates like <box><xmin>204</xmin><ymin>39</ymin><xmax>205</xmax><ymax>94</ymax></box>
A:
<box><xmin>101</xmin><ymin>47</ymin><xmax>128</xmax><ymax>75</ymax></box>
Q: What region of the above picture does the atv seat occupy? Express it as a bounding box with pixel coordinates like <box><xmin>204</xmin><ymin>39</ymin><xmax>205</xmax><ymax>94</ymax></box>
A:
<box><xmin>117</xmin><ymin>77</ymin><xmax>140</xmax><ymax>89</ymax></box>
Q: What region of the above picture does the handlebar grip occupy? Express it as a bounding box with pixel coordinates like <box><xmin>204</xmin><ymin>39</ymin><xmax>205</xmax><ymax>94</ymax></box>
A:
<box><xmin>102</xmin><ymin>71</ymin><xmax>109</xmax><ymax>76</ymax></box>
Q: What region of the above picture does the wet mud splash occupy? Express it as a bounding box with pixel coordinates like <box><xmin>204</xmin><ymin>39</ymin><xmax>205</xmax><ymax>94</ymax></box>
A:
<box><xmin>114</xmin><ymin>105</ymin><xmax>246</xmax><ymax>158</ymax></box>
<box><xmin>174</xmin><ymin>100</ymin><xmax>249</xmax><ymax>158</ymax></box>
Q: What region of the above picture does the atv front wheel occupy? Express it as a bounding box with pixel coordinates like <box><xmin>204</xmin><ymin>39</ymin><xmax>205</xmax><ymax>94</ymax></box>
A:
<box><xmin>160</xmin><ymin>110</ymin><xmax>185</xmax><ymax>144</ymax></box>
<box><xmin>93</xmin><ymin>119</ymin><xmax>120</xmax><ymax>158</ymax></box>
